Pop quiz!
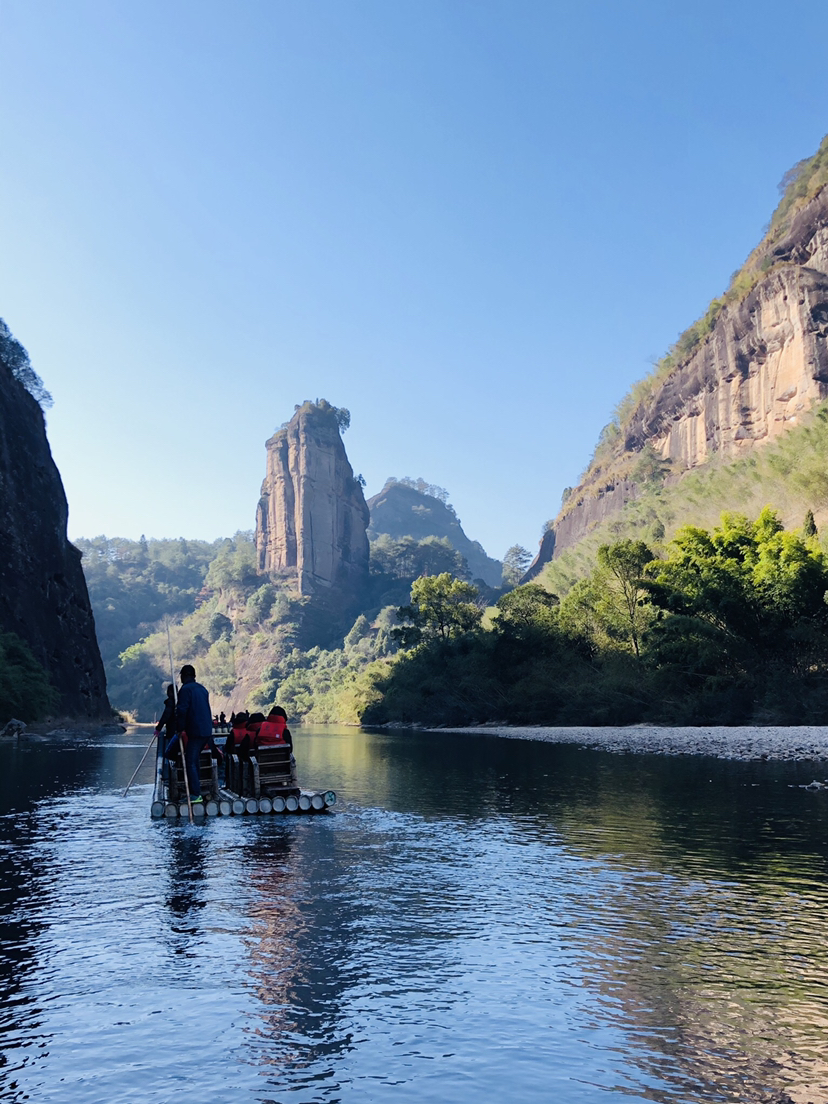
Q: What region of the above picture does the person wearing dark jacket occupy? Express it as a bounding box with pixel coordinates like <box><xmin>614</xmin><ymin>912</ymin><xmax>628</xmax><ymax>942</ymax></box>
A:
<box><xmin>175</xmin><ymin>664</ymin><xmax>214</xmax><ymax>804</ymax></box>
<box><xmin>155</xmin><ymin>685</ymin><xmax>176</xmax><ymax>758</ymax></box>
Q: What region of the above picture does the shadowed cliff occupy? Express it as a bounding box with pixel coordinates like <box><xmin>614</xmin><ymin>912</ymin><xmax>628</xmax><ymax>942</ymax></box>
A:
<box><xmin>0</xmin><ymin>323</ymin><xmax>109</xmax><ymax>718</ymax></box>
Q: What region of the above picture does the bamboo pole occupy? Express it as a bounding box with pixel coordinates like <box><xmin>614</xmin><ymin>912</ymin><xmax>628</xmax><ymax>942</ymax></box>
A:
<box><xmin>179</xmin><ymin>739</ymin><xmax>194</xmax><ymax>825</ymax></box>
<box><xmin>123</xmin><ymin>732</ymin><xmax>158</xmax><ymax>797</ymax></box>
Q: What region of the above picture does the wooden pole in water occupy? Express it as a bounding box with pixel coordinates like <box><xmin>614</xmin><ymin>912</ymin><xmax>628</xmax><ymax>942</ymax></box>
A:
<box><xmin>166</xmin><ymin>620</ymin><xmax>193</xmax><ymax>826</ymax></box>
<box><xmin>123</xmin><ymin>732</ymin><xmax>158</xmax><ymax>797</ymax></box>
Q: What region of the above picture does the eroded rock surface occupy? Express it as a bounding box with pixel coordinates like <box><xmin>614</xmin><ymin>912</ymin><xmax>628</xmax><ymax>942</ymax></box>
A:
<box><xmin>255</xmin><ymin>401</ymin><xmax>370</xmax><ymax>598</ymax></box>
<box><xmin>551</xmin><ymin>186</ymin><xmax>828</xmax><ymax>559</ymax></box>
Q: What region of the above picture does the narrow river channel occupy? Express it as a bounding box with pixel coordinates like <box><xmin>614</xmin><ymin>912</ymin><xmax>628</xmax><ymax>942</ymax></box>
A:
<box><xmin>1</xmin><ymin>725</ymin><xmax>827</xmax><ymax>1103</ymax></box>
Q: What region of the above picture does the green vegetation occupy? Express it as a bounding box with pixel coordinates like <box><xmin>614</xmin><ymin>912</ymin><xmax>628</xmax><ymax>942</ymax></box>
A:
<box><xmin>0</xmin><ymin>318</ymin><xmax>52</xmax><ymax>409</ymax></box>
<box><xmin>0</xmin><ymin>632</ymin><xmax>59</xmax><ymax>721</ymax></box>
<box><xmin>80</xmin><ymin>498</ymin><xmax>828</xmax><ymax>728</ymax></box>
<box><xmin>365</xmin><ymin>509</ymin><xmax>828</xmax><ymax>727</ymax></box>
<box><xmin>81</xmin><ymin>525</ymin><xmax>486</xmax><ymax>721</ymax></box>
<box><xmin>540</xmin><ymin>402</ymin><xmax>828</xmax><ymax>599</ymax></box>
<box><xmin>370</xmin><ymin>535</ymin><xmax>468</xmax><ymax>579</ymax></box>
<box><xmin>502</xmin><ymin>544</ymin><xmax>533</xmax><ymax>585</ymax></box>
<box><xmin>76</xmin><ymin>534</ymin><xmax>227</xmax><ymax>668</ymax></box>
<box><xmin>395</xmin><ymin>574</ymin><xmax>482</xmax><ymax>646</ymax></box>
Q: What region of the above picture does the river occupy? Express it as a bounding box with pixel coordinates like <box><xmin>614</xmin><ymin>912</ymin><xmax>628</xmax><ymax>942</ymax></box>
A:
<box><xmin>1</xmin><ymin>725</ymin><xmax>827</xmax><ymax>1103</ymax></box>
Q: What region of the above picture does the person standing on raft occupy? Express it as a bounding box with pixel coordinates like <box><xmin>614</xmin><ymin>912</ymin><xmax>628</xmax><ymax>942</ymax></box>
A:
<box><xmin>176</xmin><ymin>664</ymin><xmax>214</xmax><ymax>806</ymax></box>
<box><xmin>154</xmin><ymin>684</ymin><xmax>176</xmax><ymax>758</ymax></box>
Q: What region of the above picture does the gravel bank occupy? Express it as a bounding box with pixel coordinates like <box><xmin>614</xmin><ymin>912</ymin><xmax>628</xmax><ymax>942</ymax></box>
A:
<box><xmin>427</xmin><ymin>724</ymin><xmax>828</xmax><ymax>761</ymax></box>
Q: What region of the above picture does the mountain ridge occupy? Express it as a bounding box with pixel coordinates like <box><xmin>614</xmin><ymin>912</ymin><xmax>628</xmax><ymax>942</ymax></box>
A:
<box><xmin>530</xmin><ymin>136</ymin><xmax>828</xmax><ymax>577</ymax></box>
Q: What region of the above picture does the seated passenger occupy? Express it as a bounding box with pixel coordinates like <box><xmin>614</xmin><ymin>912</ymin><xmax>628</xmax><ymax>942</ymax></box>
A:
<box><xmin>255</xmin><ymin>706</ymin><xmax>292</xmax><ymax>750</ymax></box>
<box><xmin>246</xmin><ymin>712</ymin><xmax>265</xmax><ymax>744</ymax></box>
<box><xmin>225</xmin><ymin>710</ymin><xmax>251</xmax><ymax>759</ymax></box>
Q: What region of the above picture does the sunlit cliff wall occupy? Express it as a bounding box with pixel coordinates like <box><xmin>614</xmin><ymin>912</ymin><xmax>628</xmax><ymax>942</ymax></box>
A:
<box><xmin>255</xmin><ymin>400</ymin><xmax>370</xmax><ymax>599</ymax></box>
<box><xmin>542</xmin><ymin>181</ymin><xmax>828</xmax><ymax>564</ymax></box>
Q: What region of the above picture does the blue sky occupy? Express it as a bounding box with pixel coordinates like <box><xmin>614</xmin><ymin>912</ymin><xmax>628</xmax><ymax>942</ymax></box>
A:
<box><xmin>1</xmin><ymin>0</ymin><xmax>827</xmax><ymax>561</ymax></box>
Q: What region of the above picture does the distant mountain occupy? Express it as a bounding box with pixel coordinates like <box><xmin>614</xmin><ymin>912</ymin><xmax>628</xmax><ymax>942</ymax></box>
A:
<box><xmin>367</xmin><ymin>479</ymin><xmax>502</xmax><ymax>587</ymax></box>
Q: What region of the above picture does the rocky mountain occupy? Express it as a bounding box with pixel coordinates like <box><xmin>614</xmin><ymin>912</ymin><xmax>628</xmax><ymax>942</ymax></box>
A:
<box><xmin>256</xmin><ymin>400</ymin><xmax>370</xmax><ymax>602</ymax></box>
<box><xmin>0</xmin><ymin>322</ymin><xmax>109</xmax><ymax>717</ymax></box>
<box><xmin>367</xmin><ymin>479</ymin><xmax>503</xmax><ymax>587</ymax></box>
<box><xmin>531</xmin><ymin>136</ymin><xmax>828</xmax><ymax>575</ymax></box>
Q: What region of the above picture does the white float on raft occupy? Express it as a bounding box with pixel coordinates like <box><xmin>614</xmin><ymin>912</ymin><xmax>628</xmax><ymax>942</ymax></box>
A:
<box><xmin>150</xmin><ymin>788</ymin><xmax>336</xmax><ymax>819</ymax></box>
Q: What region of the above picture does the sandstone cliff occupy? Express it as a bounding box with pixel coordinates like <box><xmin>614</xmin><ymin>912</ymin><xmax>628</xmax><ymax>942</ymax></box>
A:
<box><xmin>541</xmin><ymin>156</ymin><xmax>828</xmax><ymax>567</ymax></box>
<box><xmin>0</xmin><ymin>326</ymin><xmax>109</xmax><ymax>717</ymax></box>
<box><xmin>255</xmin><ymin>400</ymin><xmax>370</xmax><ymax>600</ymax></box>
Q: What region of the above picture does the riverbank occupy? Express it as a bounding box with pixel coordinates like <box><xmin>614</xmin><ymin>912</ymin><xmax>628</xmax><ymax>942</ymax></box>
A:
<box><xmin>426</xmin><ymin>724</ymin><xmax>828</xmax><ymax>761</ymax></box>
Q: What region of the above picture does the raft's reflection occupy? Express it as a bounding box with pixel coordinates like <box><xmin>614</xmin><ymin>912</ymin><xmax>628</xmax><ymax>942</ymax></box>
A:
<box><xmin>242</xmin><ymin>822</ymin><xmax>355</xmax><ymax>1083</ymax></box>
<box><xmin>162</xmin><ymin>832</ymin><xmax>208</xmax><ymax>947</ymax></box>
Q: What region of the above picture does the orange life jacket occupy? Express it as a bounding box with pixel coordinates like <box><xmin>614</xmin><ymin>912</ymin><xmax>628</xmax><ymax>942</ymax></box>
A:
<box><xmin>256</xmin><ymin>717</ymin><xmax>287</xmax><ymax>746</ymax></box>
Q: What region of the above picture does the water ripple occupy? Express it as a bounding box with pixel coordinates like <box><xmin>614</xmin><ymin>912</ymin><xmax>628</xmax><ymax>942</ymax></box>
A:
<box><xmin>1</xmin><ymin>729</ymin><xmax>828</xmax><ymax>1102</ymax></box>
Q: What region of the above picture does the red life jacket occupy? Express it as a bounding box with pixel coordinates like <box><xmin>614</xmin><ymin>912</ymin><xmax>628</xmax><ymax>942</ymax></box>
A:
<box><xmin>256</xmin><ymin>717</ymin><xmax>287</xmax><ymax>747</ymax></box>
<box><xmin>231</xmin><ymin>724</ymin><xmax>248</xmax><ymax>747</ymax></box>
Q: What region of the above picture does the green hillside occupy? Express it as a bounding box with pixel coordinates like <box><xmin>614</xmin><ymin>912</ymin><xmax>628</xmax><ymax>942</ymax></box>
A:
<box><xmin>539</xmin><ymin>402</ymin><xmax>828</xmax><ymax>598</ymax></box>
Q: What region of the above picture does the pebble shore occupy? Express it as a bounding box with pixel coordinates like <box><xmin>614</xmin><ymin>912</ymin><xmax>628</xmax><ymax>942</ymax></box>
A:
<box><xmin>428</xmin><ymin>724</ymin><xmax>828</xmax><ymax>762</ymax></box>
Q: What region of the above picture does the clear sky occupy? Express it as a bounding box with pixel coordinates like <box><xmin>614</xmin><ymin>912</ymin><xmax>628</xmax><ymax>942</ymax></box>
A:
<box><xmin>1</xmin><ymin>0</ymin><xmax>827</xmax><ymax>561</ymax></box>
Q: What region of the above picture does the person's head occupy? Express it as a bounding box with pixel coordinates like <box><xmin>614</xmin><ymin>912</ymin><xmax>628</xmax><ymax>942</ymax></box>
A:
<box><xmin>166</xmin><ymin>684</ymin><xmax>174</xmax><ymax>699</ymax></box>
<box><xmin>179</xmin><ymin>664</ymin><xmax>196</xmax><ymax>683</ymax></box>
<box><xmin>269</xmin><ymin>706</ymin><xmax>287</xmax><ymax>720</ymax></box>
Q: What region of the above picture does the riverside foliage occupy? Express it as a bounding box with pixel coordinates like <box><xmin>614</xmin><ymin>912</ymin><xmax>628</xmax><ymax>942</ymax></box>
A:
<box><xmin>79</xmin><ymin>506</ymin><xmax>828</xmax><ymax>727</ymax></box>
<box><xmin>363</xmin><ymin>509</ymin><xmax>828</xmax><ymax>727</ymax></box>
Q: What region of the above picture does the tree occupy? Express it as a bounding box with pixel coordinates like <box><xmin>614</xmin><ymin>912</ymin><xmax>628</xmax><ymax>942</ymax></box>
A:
<box><xmin>0</xmin><ymin>632</ymin><xmax>59</xmax><ymax>720</ymax></box>
<box><xmin>413</xmin><ymin>537</ymin><xmax>467</xmax><ymax>579</ymax></box>
<box><xmin>597</xmin><ymin>539</ymin><xmax>655</xmax><ymax>658</ymax></box>
<box><xmin>0</xmin><ymin>318</ymin><xmax>53</xmax><ymax>409</ymax></box>
<box><xmin>495</xmin><ymin>584</ymin><xmax>559</xmax><ymax>643</ymax></box>
<box><xmin>207</xmin><ymin>612</ymin><xmax>233</xmax><ymax>642</ymax></box>
<box><xmin>502</xmin><ymin>545</ymin><xmax>533</xmax><ymax>586</ymax></box>
<box><xmin>370</xmin><ymin>535</ymin><xmax>466</xmax><ymax>580</ymax></box>
<box><xmin>804</xmin><ymin>509</ymin><xmax>818</xmax><ymax>538</ymax></box>
<box><xmin>648</xmin><ymin>508</ymin><xmax>828</xmax><ymax>674</ymax></box>
<box><xmin>395</xmin><ymin>573</ymin><xmax>482</xmax><ymax>646</ymax></box>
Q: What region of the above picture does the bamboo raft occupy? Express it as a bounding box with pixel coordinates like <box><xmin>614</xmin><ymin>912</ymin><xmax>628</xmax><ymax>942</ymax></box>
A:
<box><xmin>150</xmin><ymin>735</ymin><xmax>336</xmax><ymax>819</ymax></box>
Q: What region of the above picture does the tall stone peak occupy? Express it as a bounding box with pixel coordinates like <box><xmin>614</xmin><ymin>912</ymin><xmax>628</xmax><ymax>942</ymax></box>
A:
<box><xmin>0</xmin><ymin>322</ymin><xmax>109</xmax><ymax>717</ymax></box>
<box><xmin>255</xmin><ymin>399</ymin><xmax>370</xmax><ymax>599</ymax></box>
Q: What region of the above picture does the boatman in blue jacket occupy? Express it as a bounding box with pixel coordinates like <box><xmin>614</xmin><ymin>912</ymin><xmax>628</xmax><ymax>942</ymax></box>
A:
<box><xmin>176</xmin><ymin>664</ymin><xmax>213</xmax><ymax>805</ymax></box>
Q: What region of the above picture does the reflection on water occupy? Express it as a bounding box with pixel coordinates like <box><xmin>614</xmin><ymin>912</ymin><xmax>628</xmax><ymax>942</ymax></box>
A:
<box><xmin>0</xmin><ymin>727</ymin><xmax>827</xmax><ymax>1102</ymax></box>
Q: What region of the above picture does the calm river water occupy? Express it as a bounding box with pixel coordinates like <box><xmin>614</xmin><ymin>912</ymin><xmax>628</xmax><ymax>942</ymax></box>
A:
<box><xmin>2</xmin><ymin>726</ymin><xmax>828</xmax><ymax>1103</ymax></box>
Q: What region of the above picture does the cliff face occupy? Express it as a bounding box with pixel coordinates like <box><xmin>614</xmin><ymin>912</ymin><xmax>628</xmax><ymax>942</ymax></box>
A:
<box><xmin>367</xmin><ymin>481</ymin><xmax>503</xmax><ymax>587</ymax></box>
<box><xmin>0</xmin><ymin>348</ymin><xmax>109</xmax><ymax>717</ymax></box>
<box><xmin>624</xmin><ymin>265</ymin><xmax>828</xmax><ymax>468</ymax></box>
<box><xmin>548</xmin><ymin>183</ymin><xmax>828</xmax><ymax>562</ymax></box>
<box><xmin>255</xmin><ymin>401</ymin><xmax>370</xmax><ymax>599</ymax></box>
